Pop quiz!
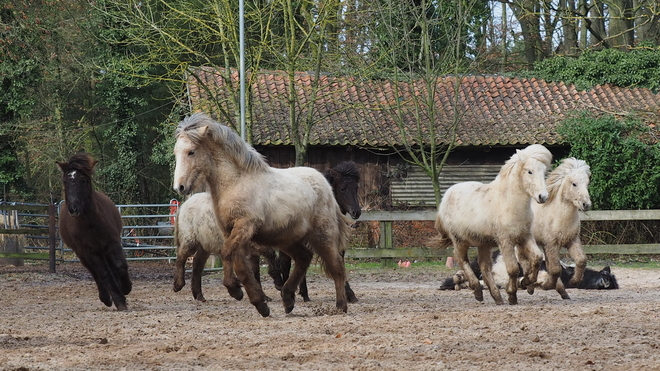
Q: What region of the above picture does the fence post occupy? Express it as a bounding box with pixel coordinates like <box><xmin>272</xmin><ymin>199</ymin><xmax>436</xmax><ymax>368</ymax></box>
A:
<box><xmin>49</xmin><ymin>203</ymin><xmax>56</xmax><ymax>273</ymax></box>
<box><xmin>379</xmin><ymin>221</ymin><xmax>394</xmax><ymax>267</ymax></box>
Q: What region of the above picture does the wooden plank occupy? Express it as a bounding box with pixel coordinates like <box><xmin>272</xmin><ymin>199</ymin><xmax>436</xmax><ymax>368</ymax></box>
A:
<box><xmin>582</xmin><ymin>244</ymin><xmax>660</xmax><ymax>254</ymax></box>
<box><xmin>360</xmin><ymin>210</ymin><xmax>436</xmax><ymax>221</ymax></box>
<box><xmin>0</xmin><ymin>253</ymin><xmax>50</xmax><ymax>259</ymax></box>
<box><xmin>579</xmin><ymin>209</ymin><xmax>660</xmax><ymax>221</ymax></box>
<box><xmin>346</xmin><ymin>248</ymin><xmax>451</xmax><ymax>259</ymax></box>
<box><xmin>0</xmin><ymin>204</ymin><xmax>50</xmax><ymax>212</ymax></box>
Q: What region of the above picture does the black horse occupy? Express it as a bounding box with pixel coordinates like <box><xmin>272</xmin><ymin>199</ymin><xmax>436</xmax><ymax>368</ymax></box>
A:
<box><xmin>439</xmin><ymin>250</ymin><xmax>618</xmax><ymax>291</ymax></box>
<box><xmin>277</xmin><ymin>161</ymin><xmax>362</xmax><ymax>302</ymax></box>
<box><xmin>57</xmin><ymin>153</ymin><xmax>132</xmax><ymax>310</ymax></box>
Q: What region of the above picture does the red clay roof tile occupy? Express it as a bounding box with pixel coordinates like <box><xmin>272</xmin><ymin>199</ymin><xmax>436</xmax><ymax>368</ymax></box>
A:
<box><xmin>186</xmin><ymin>68</ymin><xmax>660</xmax><ymax>147</ymax></box>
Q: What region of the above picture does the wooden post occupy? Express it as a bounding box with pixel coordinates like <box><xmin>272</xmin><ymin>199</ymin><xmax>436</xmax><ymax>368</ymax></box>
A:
<box><xmin>379</xmin><ymin>221</ymin><xmax>394</xmax><ymax>267</ymax></box>
<box><xmin>49</xmin><ymin>204</ymin><xmax>56</xmax><ymax>273</ymax></box>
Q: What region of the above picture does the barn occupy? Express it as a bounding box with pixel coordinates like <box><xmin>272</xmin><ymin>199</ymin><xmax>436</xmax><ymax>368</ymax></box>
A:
<box><xmin>185</xmin><ymin>68</ymin><xmax>660</xmax><ymax>209</ymax></box>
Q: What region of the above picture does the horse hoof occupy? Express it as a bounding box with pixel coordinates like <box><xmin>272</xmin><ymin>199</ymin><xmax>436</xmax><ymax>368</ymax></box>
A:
<box><xmin>227</xmin><ymin>287</ymin><xmax>244</xmax><ymax>301</ymax></box>
<box><xmin>347</xmin><ymin>295</ymin><xmax>359</xmax><ymax>303</ymax></box>
<box><xmin>195</xmin><ymin>294</ymin><xmax>207</xmax><ymax>302</ymax></box>
<box><xmin>474</xmin><ymin>291</ymin><xmax>484</xmax><ymax>302</ymax></box>
<box><xmin>256</xmin><ymin>303</ymin><xmax>270</xmax><ymax>317</ymax></box>
<box><xmin>115</xmin><ymin>303</ymin><xmax>128</xmax><ymax>311</ymax></box>
<box><xmin>527</xmin><ymin>286</ymin><xmax>535</xmax><ymax>295</ymax></box>
<box><xmin>508</xmin><ymin>297</ymin><xmax>518</xmax><ymax>305</ymax></box>
<box><xmin>560</xmin><ymin>293</ymin><xmax>571</xmax><ymax>300</ymax></box>
<box><xmin>302</xmin><ymin>296</ymin><xmax>311</xmax><ymax>302</ymax></box>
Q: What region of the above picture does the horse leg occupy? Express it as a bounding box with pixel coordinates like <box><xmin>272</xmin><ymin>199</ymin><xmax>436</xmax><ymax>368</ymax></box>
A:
<box><xmin>478</xmin><ymin>247</ymin><xmax>504</xmax><ymax>305</ymax></box>
<box><xmin>279</xmin><ymin>245</ymin><xmax>313</xmax><ymax>313</ymax></box>
<box><xmin>191</xmin><ymin>248</ymin><xmax>211</xmax><ymax>302</ymax></box>
<box><xmin>498</xmin><ymin>242</ymin><xmax>521</xmax><ymax>305</ymax></box>
<box><xmin>107</xmin><ymin>242</ymin><xmax>132</xmax><ymax>296</ymax></box>
<box><xmin>261</xmin><ymin>248</ymin><xmax>284</xmax><ymax>291</ymax></box>
<box><xmin>220</xmin><ymin>242</ymin><xmax>243</xmax><ymax>301</ymax></box>
<box><xmin>454</xmin><ymin>241</ymin><xmax>483</xmax><ymax>302</ymax></box>
<box><xmin>279</xmin><ymin>252</ymin><xmax>292</xmax><ymax>290</ymax></box>
<box><xmin>299</xmin><ymin>276</ymin><xmax>311</xmax><ymax>302</ymax></box>
<box><xmin>311</xmin><ymin>238</ymin><xmax>348</xmax><ymax>313</ymax></box>
<box><xmin>516</xmin><ymin>236</ymin><xmax>544</xmax><ymax>296</ymax></box>
<box><xmin>233</xmin><ymin>246</ymin><xmax>270</xmax><ymax>317</ymax></box>
<box><xmin>345</xmin><ymin>281</ymin><xmax>358</xmax><ymax>303</ymax></box>
<box><xmin>566</xmin><ymin>240</ymin><xmax>587</xmax><ymax>287</ymax></box>
<box><xmin>224</xmin><ymin>220</ymin><xmax>269</xmax><ymax>317</ymax></box>
<box><xmin>250</xmin><ymin>252</ymin><xmax>272</xmax><ymax>302</ymax></box>
<box><xmin>85</xmin><ymin>253</ymin><xmax>127</xmax><ymax>311</ymax></box>
<box><xmin>341</xmin><ymin>251</ymin><xmax>358</xmax><ymax>302</ymax></box>
<box><xmin>78</xmin><ymin>254</ymin><xmax>112</xmax><ymax>307</ymax></box>
<box><xmin>542</xmin><ymin>245</ymin><xmax>570</xmax><ymax>299</ymax></box>
<box><xmin>173</xmin><ymin>241</ymin><xmax>197</xmax><ymax>293</ymax></box>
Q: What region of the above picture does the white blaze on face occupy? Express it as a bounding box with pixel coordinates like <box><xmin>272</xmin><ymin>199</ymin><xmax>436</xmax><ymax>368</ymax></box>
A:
<box><xmin>68</xmin><ymin>170</ymin><xmax>77</xmax><ymax>180</ymax></box>
<box><xmin>173</xmin><ymin>135</ymin><xmax>194</xmax><ymax>194</ymax></box>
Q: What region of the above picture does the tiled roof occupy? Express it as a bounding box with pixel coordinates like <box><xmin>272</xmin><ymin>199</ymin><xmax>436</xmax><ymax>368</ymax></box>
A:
<box><xmin>187</xmin><ymin>67</ymin><xmax>660</xmax><ymax>147</ymax></box>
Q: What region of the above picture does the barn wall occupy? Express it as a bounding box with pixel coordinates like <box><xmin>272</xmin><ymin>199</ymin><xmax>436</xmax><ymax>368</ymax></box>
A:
<box><xmin>255</xmin><ymin>144</ymin><xmax>569</xmax><ymax>210</ymax></box>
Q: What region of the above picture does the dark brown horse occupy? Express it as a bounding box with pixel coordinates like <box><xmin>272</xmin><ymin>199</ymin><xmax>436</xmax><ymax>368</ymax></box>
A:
<box><xmin>278</xmin><ymin>161</ymin><xmax>361</xmax><ymax>302</ymax></box>
<box><xmin>57</xmin><ymin>153</ymin><xmax>132</xmax><ymax>311</ymax></box>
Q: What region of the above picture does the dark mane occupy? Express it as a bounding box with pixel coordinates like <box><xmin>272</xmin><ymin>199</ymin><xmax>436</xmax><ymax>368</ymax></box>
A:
<box><xmin>64</xmin><ymin>153</ymin><xmax>96</xmax><ymax>178</ymax></box>
<box><xmin>325</xmin><ymin>161</ymin><xmax>360</xmax><ymax>182</ymax></box>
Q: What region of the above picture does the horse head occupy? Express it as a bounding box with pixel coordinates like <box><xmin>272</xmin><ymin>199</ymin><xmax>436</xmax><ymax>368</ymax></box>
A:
<box><xmin>563</xmin><ymin>158</ymin><xmax>592</xmax><ymax>211</ymax></box>
<box><xmin>325</xmin><ymin>161</ymin><xmax>361</xmax><ymax>219</ymax></box>
<box><xmin>513</xmin><ymin>144</ymin><xmax>552</xmax><ymax>204</ymax></box>
<box><xmin>173</xmin><ymin>113</ymin><xmax>268</xmax><ymax>196</ymax></box>
<box><xmin>57</xmin><ymin>153</ymin><xmax>97</xmax><ymax>217</ymax></box>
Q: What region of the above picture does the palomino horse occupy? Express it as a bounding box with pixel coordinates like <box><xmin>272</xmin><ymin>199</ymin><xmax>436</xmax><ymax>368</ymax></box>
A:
<box><xmin>172</xmin><ymin>113</ymin><xmax>350</xmax><ymax>317</ymax></box>
<box><xmin>529</xmin><ymin>157</ymin><xmax>591</xmax><ymax>299</ymax></box>
<box><xmin>173</xmin><ymin>161</ymin><xmax>360</xmax><ymax>303</ymax></box>
<box><xmin>434</xmin><ymin>144</ymin><xmax>552</xmax><ymax>305</ymax></box>
<box><xmin>57</xmin><ymin>153</ymin><xmax>132</xmax><ymax>310</ymax></box>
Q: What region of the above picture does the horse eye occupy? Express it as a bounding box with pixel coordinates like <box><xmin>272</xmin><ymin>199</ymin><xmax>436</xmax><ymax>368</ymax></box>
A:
<box><xmin>572</xmin><ymin>182</ymin><xmax>577</xmax><ymax>187</ymax></box>
<box><xmin>188</xmin><ymin>150</ymin><xmax>195</xmax><ymax>156</ymax></box>
<box><xmin>527</xmin><ymin>170</ymin><xmax>533</xmax><ymax>175</ymax></box>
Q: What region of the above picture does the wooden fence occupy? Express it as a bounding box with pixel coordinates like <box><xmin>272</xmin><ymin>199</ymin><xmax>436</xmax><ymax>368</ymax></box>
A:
<box><xmin>3</xmin><ymin>204</ymin><xmax>660</xmax><ymax>271</ymax></box>
<box><xmin>0</xmin><ymin>203</ymin><xmax>57</xmax><ymax>272</ymax></box>
<box><xmin>348</xmin><ymin>209</ymin><xmax>660</xmax><ymax>259</ymax></box>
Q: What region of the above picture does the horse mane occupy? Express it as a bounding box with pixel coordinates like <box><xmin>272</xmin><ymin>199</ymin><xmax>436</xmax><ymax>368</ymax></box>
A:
<box><xmin>176</xmin><ymin>113</ymin><xmax>269</xmax><ymax>172</ymax></box>
<box><xmin>498</xmin><ymin>144</ymin><xmax>552</xmax><ymax>180</ymax></box>
<box><xmin>545</xmin><ymin>157</ymin><xmax>591</xmax><ymax>203</ymax></box>
<box><xmin>63</xmin><ymin>153</ymin><xmax>96</xmax><ymax>178</ymax></box>
<box><xmin>325</xmin><ymin>161</ymin><xmax>360</xmax><ymax>182</ymax></box>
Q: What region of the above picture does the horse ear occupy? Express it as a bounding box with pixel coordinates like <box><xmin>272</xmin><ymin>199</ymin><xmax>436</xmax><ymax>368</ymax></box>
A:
<box><xmin>602</xmin><ymin>266</ymin><xmax>611</xmax><ymax>274</ymax></box>
<box><xmin>92</xmin><ymin>160</ymin><xmax>99</xmax><ymax>169</ymax></box>
<box><xmin>56</xmin><ymin>161</ymin><xmax>67</xmax><ymax>172</ymax></box>
<box><xmin>196</xmin><ymin>125</ymin><xmax>209</xmax><ymax>137</ymax></box>
<box><xmin>516</xmin><ymin>149</ymin><xmax>528</xmax><ymax>163</ymax></box>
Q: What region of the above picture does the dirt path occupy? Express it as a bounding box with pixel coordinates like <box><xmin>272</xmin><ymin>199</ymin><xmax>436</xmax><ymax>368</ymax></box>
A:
<box><xmin>1</xmin><ymin>262</ymin><xmax>660</xmax><ymax>370</ymax></box>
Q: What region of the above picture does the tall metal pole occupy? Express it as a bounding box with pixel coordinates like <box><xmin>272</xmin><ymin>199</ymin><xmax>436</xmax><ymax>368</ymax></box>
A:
<box><xmin>239</xmin><ymin>0</ymin><xmax>246</xmax><ymax>140</ymax></box>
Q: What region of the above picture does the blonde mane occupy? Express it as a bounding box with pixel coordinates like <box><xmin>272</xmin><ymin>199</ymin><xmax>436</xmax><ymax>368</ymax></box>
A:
<box><xmin>176</xmin><ymin>113</ymin><xmax>269</xmax><ymax>173</ymax></box>
<box><xmin>545</xmin><ymin>157</ymin><xmax>591</xmax><ymax>203</ymax></box>
<box><xmin>498</xmin><ymin>144</ymin><xmax>553</xmax><ymax>180</ymax></box>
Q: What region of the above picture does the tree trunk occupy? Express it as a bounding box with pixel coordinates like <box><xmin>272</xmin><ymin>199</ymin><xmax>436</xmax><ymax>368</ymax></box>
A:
<box><xmin>608</xmin><ymin>0</ymin><xmax>635</xmax><ymax>49</ymax></box>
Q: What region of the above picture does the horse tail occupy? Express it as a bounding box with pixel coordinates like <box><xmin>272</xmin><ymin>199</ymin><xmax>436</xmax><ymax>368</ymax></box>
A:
<box><xmin>429</xmin><ymin>214</ymin><xmax>454</xmax><ymax>249</ymax></box>
<box><xmin>318</xmin><ymin>208</ymin><xmax>351</xmax><ymax>277</ymax></box>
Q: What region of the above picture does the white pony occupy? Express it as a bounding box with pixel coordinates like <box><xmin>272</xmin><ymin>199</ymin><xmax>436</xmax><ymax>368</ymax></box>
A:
<box><xmin>529</xmin><ymin>157</ymin><xmax>591</xmax><ymax>299</ymax></box>
<box><xmin>435</xmin><ymin>144</ymin><xmax>552</xmax><ymax>305</ymax></box>
<box><xmin>172</xmin><ymin>113</ymin><xmax>350</xmax><ymax>317</ymax></box>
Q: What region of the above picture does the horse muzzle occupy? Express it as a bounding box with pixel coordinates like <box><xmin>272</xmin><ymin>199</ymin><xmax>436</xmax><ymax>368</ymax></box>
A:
<box><xmin>536</xmin><ymin>192</ymin><xmax>549</xmax><ymax>204</ymax></box>
<box><xmin>67</xmin><ymin>207</ymin><xmax>82</xmax><ymax>217</ymax></box>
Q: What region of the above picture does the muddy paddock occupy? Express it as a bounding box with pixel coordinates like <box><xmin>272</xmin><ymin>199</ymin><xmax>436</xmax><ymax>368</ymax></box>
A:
<box><xmin>1</xmin><ymin>261</ymin><xmax>659</xmax><ymax>370</ymax></box>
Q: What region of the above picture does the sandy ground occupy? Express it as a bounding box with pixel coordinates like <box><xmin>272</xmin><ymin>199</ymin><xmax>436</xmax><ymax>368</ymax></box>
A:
<box><xmin>1</xmin><ymin>261</ymin><xmax>660</xmax><ymax>371</ymax></box>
